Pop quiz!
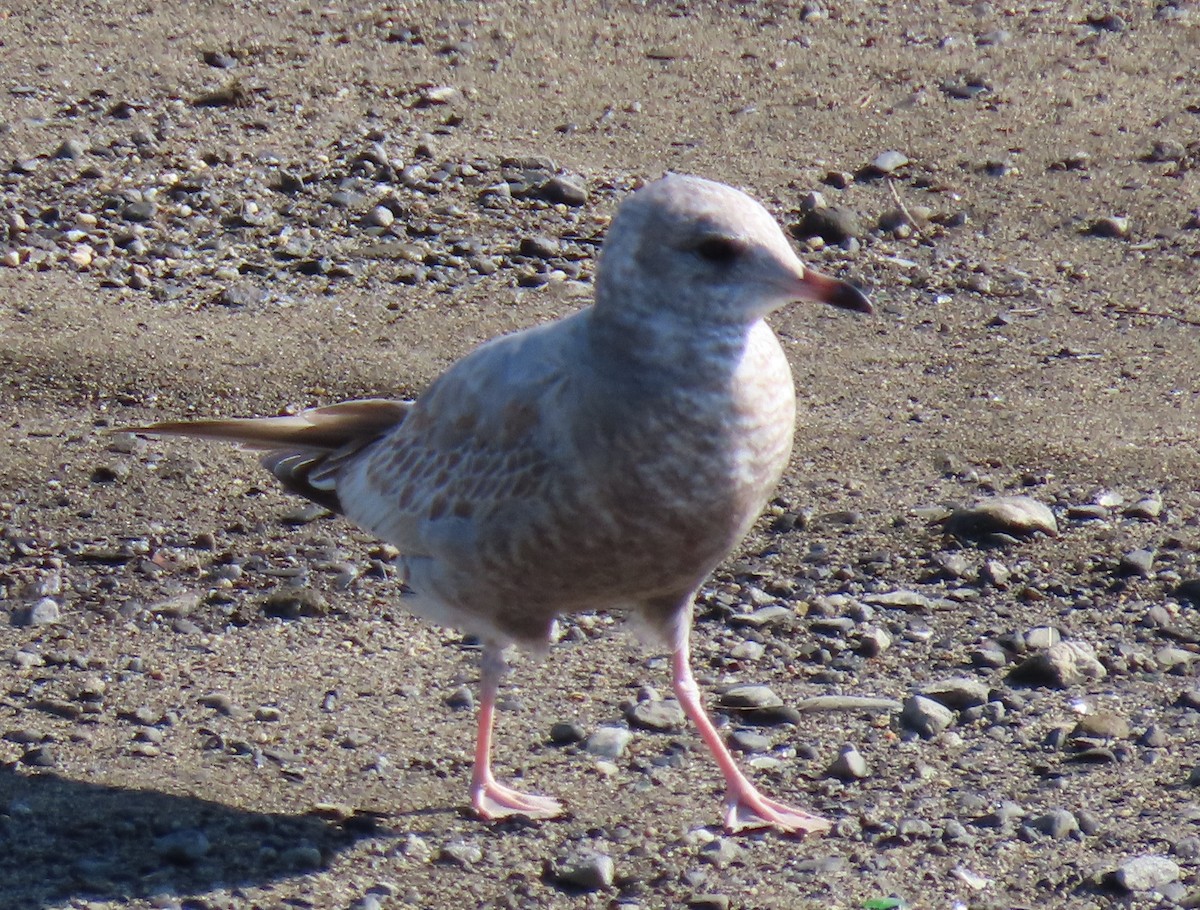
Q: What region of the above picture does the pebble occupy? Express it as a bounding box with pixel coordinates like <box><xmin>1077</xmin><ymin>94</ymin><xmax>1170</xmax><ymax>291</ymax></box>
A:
<box><xmin>688</xmin><ymin>896</ymin><xmax>730</xmax><ymax>910</ymax></box>
<box><xmin>625</xmin><ymin>699</ymin><xmax>685</xmax><ymax>732</ymax></box>
<box><xmin>863</xmin><ymin>590</ymin><xmax>933</xmax><ymax>613</ymax></box>
<box><xmin>1027</xmin><ymin>808</ymin><xmax>1079</xmax><ymax>839</ymax></box>
<box><xmin>1008</xmin><ymin>641</ymin><xmax>1107</xmax><ymax>687</ymax></box>
<box><xmin>1088</xmin><ymin>216</ymin><xmax>1131</xmax><ymax>239</ymax></box>
<box><xmin>718</xmin><ymin>684</ymin><xmax>782</xmax><ymax>710</ymax></box>
<box><xmin>863</xmin><ymin>150</ymin><xmax>910</xmax><ymax>176</ymax></box>
<box><xmin>55</xmin><ymin>138</ymin><xmax>86</xmax><ymax>159</ymax></box>
<box><xmin>584</xmin><ymin>726</ymin><xmax>632</xmax><ymax>759</ymax></box>
<box><xmin>1110</xmin><ymin>855</ymin><xmax>1181</xmax><ymax>892</ymax></box>
<box><xmin>1072</xmin><ymin>712</ymin><xmax>1130</xmax><ymax>739</ymax></box>
<box><xmin>827</xmin><ymin>744</ymin><xmax>869</xmax><ymax>779</ymax></box>
<box><xmin>549</xmin><ymin>721</ymin><xmax>586</xmax><ymax>744</ymax></box>
<box><xmin>901</xmin><ymin>695</ymin><xmax>955</xmax><ymax>738</ymax></box>
<box><xmin>11</xmin><ymin>597</ymin><xmax>61</xmax><ymax>627</ymax></box>
<box><xmin>155</xmin><ymin>828</ymin><xmax>211</xmax><ymax>862</ymax></box>
<box><xmin>792</xmin><ymin>205</ymin><xmax>862</xmax><ymax>243</ymax></box>
<box><xmin>919</xmin><ymin>677</ymin><xmax>990</xmax><ymax>710</ymax></box>
<box><xmin>729</xmin><ymin>729</ymin><xmax>772</xmax><ymax>753</ymax></box>
<box><xmin>945</xmin><ymin>496</ymin><xmax>1058</xmax><ymax>541</ymax></box>
<box><xmin>1118</xmin><ymin>548</ymin><xmax>1155</xmax><ymax>577</ymax></box>
<box><xmin>550</xmin><ymin>849</ymin><xmax>614</xmax><ymax>890</ymax></box>
<box><xmin>1124</xmin><ymin>493</ymin><xmax>1163</xmax><ymax>520</ymax></box>
<box><xmin>540</xmin><ymin>175</ymin><xmax>588</xmax><ymax>206</ymax></box>
<box><xmin>436</xmin><ymin>838</ymin><xmax>482</xmax><ymax>867</ymax></box>
<box><xmin>794</xmin><ymin>695</ymin><xmax>902</xmax><ymax>714</ymax></box>
<box><xmin>698</xmin><ymin>837</ymin><xmax>742</xmax><ymax>868</ymax></box>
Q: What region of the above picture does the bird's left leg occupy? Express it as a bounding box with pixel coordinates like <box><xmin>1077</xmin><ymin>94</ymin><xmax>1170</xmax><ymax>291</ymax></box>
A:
<box><xmin>668</xmin><ymin>609</ymin><xmax>830</xmax><ymax>835</ymax></box>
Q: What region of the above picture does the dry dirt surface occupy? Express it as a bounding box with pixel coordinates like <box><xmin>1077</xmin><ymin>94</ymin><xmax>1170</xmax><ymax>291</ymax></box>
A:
<box><xmin>2</xmin><ymin>2</ymin><xmax>1200</xmax><ymax>908</ymax></box>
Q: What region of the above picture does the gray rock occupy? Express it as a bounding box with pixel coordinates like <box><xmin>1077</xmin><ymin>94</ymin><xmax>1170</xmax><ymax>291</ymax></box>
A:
<box><xmin>946</xmin><ymin>496</ymin><xmax>1058</xmax><ymax>541</ymax></box>
<box><xmin>920</xmin><ymin>677</ymin><xmax>990</xmax><ymax>710</ymax></box>
<box><xmin>1072</xmin><ymin>711</ymin><xmax>1129</xmax><ymax>739</ymax></box>
<box><xmin>1124</xmin><ymin>493</ymin><xmax>1163</xmax><ymax>520</ymax></box>
<box><xmin>11</xmin><ymin>597</ymin><xmax>60</xmax><ymax>626</ymax></box>
<box><xmin>549</xmin><ymin>721</ymin><xmax>585</xmax><ymax>744</ymax></box>
<box><xmin>827</xmin><ymin>744</ymin><xmax>869</xmax><ymax>780</ymax></box>
<box><xmin>794</xmin><ymin>695</ymin><xmax>902</xmax><ymax>714</ymax></box>
<box><xmin>539</xmin><ymin>175</ymin><xmax>588</xmax><ymax>206</ymax></box>
<box><xmin>1028</xmin><ymin>808</ymin><xmax>1079</xmax><ymax>839</ymax></box>
<box><xmin>865</xmin><ymin>150</ymin><xmax>910</xmax><ymax>175</ymax></box>
<box><xmin>625</xmin><ymin>699</ymin><xmax>685</xmax><ymax>732</ymax></box>
<box><xmin>584</xmin><ymin>726</ymin><xmax>632</xmax><ymax>759</ymax></box>
<box><xmin>718</xmin><ymin>684</ymin><xmax>782</xmax><ymax>710</ymax></box>
<box><xmin>155</xmin><ymin>828</ymin><xmax>211</xmax><ymax>863</ymax></box>
<box><xmin>54</xmin><ymin>138</ymin><xmax>86</xmax><ymax>159</ymax></box>
<box><xmin>1110</xmin><ymin>854</ymin><xmax>1180</xmax><ymax>892</ymax></box>
<box><xmin>1009</xmin><ymin>641</ymin><xmax>1107</xmax><ymax>687</ymax></box>
<box><xmin>729</xmin><ymin>729</ymin><xmax>772</xmax><ymax>753</ymax></box>
<box><xmin>688</xmin><ymin>895</ymin><xmax>730</xmax><ymax>910</ymax></box>
<box><xmin>551</xmin><ymin>849</ymin><xmax>614</xmax><ymax>889</ymax></box>
<box><xmin>1088</xmin><ymin>215</ymin><xmax>1131</xmax><ymax>239</ymax></box>
<box><xmin>1118</xmin><ymin>548</ymin><xmax>1155</xmax><ymax>578</ymax></box>
<box><xmin>792</xmin><ymin>205</ymin><xmax>862</xmax><ymax>243</ymax></box>
<box><xmin>436</xmin><ymin>838</ymin><xmax>482</xmax><ymax>867</ymax></box>
<box><xmin>863</xmin><ymin>590</ymin><xmax>933</xmax><ymax>613</ymax></box>
<box><xmin>901</xmin><ymin>695</ymin><xmax>955</xmax><ymax>738</ymax></box>
<box><xmin>698</xmin><ymin>837</ymin><xmax>742</xmax><ymax>868</ymax></box>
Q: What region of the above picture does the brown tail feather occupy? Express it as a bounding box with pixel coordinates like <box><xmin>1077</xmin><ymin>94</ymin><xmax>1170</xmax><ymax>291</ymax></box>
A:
<box><xmin>127</xmin><ymin>398</ymin><xmax>413</xmax><ymax>513</ymax></box>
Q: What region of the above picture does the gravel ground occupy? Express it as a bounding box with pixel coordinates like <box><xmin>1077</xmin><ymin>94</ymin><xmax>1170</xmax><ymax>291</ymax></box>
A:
<box><xmin>1</xmin><ymin>2</ymin><xmax>1199</xmax><ymax>908</ymax></box>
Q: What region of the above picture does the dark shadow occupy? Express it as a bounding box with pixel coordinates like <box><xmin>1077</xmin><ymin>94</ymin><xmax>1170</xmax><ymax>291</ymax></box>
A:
<box><xmin>0</xmin><ymin>766</ymin><xmax>378</xmax><ymax>908</ymax></box>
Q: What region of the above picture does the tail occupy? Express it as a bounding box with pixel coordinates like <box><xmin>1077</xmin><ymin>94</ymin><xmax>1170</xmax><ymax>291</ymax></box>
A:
<box><xmin>127</xmin><ymin>398</ymin><xmax>413</xmax><ymax>513</ymax></box>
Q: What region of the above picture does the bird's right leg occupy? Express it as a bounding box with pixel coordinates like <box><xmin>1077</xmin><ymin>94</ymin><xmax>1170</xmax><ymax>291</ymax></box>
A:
<box><xmin>469</xmin><ymin>644</ymin><xmax>564</xmax><ymax>820</ymax></box>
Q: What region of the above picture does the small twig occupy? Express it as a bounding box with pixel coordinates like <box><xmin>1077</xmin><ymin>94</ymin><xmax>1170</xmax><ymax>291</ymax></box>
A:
<box><xmin>887</xmin><ymin>178</ymin><xmax>926</xmax><ymax>238</ymax></box>
<box><xmin>1108</xmin><ymin>306</ymin><xmax>1200</xmax><ymax>328</ymax></box>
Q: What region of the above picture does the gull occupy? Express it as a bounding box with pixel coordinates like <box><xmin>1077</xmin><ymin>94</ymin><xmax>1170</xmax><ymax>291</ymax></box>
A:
<box><xmin>131</xmin><ymin>174</ymin><xmax>871</xmax><ymax>835</ymax></box>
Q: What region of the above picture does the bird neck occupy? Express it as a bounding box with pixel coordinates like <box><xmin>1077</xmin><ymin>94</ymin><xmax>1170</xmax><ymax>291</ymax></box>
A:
<box><xmin>587</xmin><ymin>300</ymin><xmax>755</xmax><ymax>389</ymax></box>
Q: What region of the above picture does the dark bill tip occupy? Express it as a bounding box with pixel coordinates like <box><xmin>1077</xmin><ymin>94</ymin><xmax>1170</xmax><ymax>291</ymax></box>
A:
<box><xmin>798</xmin><ymin>267</ymin><xmax>873</xmax><ymax>314</ymax></box>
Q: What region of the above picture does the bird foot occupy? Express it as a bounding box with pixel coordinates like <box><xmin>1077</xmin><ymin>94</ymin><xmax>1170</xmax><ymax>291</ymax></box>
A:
<box><xmin>471</xmin><ymin>779</ymin><xmax>564</xmax><ymax>821</ymax></box>
<box><xmin>724</xmin><ymin>788</ymin><xmax>831</xmax><ymax>836</ymax></box>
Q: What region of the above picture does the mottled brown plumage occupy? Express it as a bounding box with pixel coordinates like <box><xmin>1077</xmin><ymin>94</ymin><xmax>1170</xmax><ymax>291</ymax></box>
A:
<box><xmin>132</xmin><ymin>174</ymin><xmax>870</xmax><ymax>833</ymax></box>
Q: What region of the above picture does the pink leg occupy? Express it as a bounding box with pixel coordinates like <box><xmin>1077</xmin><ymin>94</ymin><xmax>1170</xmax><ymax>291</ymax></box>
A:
<box><xmin>671</xmin><ymin>625</ymin><xmax>830</xmax><ymax>836</ymax></box>
<box><xmin>469</xmin><ymin>646</ymin><xmax>564</xmax><ymax>821</ymax></box>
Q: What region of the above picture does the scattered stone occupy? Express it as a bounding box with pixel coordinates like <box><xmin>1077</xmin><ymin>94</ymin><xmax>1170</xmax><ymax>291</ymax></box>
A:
<box><xmin>718</xmin><ymin>684</ymin><xmax>782</xmax><ymax>710</ymax></box>
<box><xmin>791</xmin><ymin>205</ymin><xmax>862</xmax><ymax>243</ymax></box>
<box><xmin>1072</xmin><ymin>712</ymin><xmax>1130</xmax><ymax>740</ymax></box>
<box><xmin>217</xmin><ymin>283</ymin><xmax>266</xmax><ymax>308</ymax></box>
<box><xmin>863</xmin><ymin>590</ymin><xmax>933</xmax><ymax>613</ymax></box>
<box><xmin>261</xmin><ymin>589</ymin><xmax>327</xmax><ymax>619</ymax></box>
<box><xmin>584</xmin><ymin>726</ymin><xmax>632</xmax><ymax>760</ymax></box>
<box><xmin>549</xmin><ymin>721</ymin><xmax>586</xmax><ymax>744</ymax></box>
<box><xmin>539</xmin><ymin>175</ymin><xmax>588</xmax><ymax>206</ymax></box>
<box><xmin>688</xmin><ymin>896</ymin><xmax>730</xmax><ymax>910</ymax></box>
<box><xmin>919</xmin><ymin>677</ymin><xmax>990</xmax><ymax>710</ymax></box>
<box><xmin>1118</xmin><ymin>548</ymin><xmax>1155</xmax><ymax>578</ymax></box>
<box><xmin>901</xmin><ymin>695</ymin><xmax>955</xmax><ymax>738</ymax></box>
<box><xmin>827</xmin><ymin>744</ymin><xmax>869</xmax><ymax>780</ymax></box>
<box><xmin>1087</xmin><ymin>216</ymin><xmax>1131</xmax><ymax>239</ymax></box>
<box><xmin>698</xmin><ymin>837</ymin><xmax>742</xmax><ymax>868</ymax></box>
<box><xmin>862</xmin><ymin>150</ymin><xmax>910</xmax><ymax>176</ymax></box>
<box><xmin>945</xmin><ymin>496</ymin><xmax>1058</xmax><ymax>541</ymax></box>
<box><xmin>550</xmin><ymin>849</ymin><xmax>614</xmax><ymax>890</ymax></box>
<box><xmin>20</xmin><ymin>745</ymin><xmax>56</xmax><ymax>767</ymax></box>
<box><xmin>1009</xmin><ymin>641</ymin><xmax>1107</xmax><ymax>687</ymax></box>
<box><xmin>54</xmin><ymin>138</ymin><xmax>86</xmax><ymax>159</ymax></box>
<box><xmin>1110</xmin><ymin>855</ymin><xmax>1181</xmax><ymax>892</ymax></box>
<box><xmin>155</xmin><ymin>828</ymin><xmax>211</xmax><ymax>863</ymax></box>
<box><xmin>436</xmin><ymin>838</ymin><xmax>482</xmax><ymax>867</ymax></box>
<box><xmin>11</xmin><ymin>597</ymin><xmax>60</xmax><ymax>627</ymax></box>
<box><xmin>1124</xmin><ymin>493</ymin><xmax>1163</xmax><ymax>520</ymax></box>
<box><xmin>625</xmin><ymin>699</ymin><xmax>686</xmax><ymax>732</ymax></box>
<box><xmin>794</xmin><ymin>695</ymin><xmax>902</xmax><ymax>714</ymax></box>
<box><xmin>1028</xmin><ymin>808</ymin><xmax>1079</xmax><ymax>839</ymax></box>
<box><xmin>729</xmin><ymin>729</ymin><xmax>772</xmax><ymax>753</ymax></box>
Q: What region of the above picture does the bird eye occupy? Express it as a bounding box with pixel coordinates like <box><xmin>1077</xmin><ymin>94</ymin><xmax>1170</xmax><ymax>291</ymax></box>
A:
<box><xmin>693</xmin><ymin>236</ymin><xmax>742</xmax><ymax>265</ymax></box>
